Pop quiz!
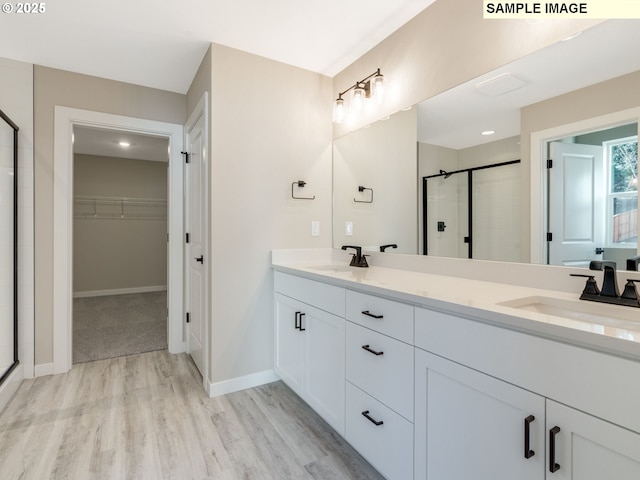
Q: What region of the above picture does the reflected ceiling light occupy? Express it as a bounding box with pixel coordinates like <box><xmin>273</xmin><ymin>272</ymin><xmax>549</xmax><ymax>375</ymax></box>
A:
<box><xmin>119</xmin><ymin>141</ymin><xmax>130</xmax><ymax>147</ymax></box>
<box><xmin>333</xmin><ymin>68</ymin><xmax>385</xmax><ymax>123</ymax></box>
<box><xmin>481</xmin><ymin>130</ymin><xmax>496</xmax><ymax>136</ymax></box>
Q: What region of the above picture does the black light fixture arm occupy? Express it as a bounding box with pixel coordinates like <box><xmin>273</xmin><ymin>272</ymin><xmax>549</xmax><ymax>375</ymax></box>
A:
<box><xmin>336</xmin><ymin>69</ymin><xmax>382</xmax><ymax>100</ymax></box>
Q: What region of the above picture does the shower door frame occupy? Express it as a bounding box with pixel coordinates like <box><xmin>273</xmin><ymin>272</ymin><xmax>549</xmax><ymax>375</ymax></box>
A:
<box><xmin>0</xmin><ymin>108</ymin><xmax>19</xmax><ymax>386</ymax></box>
<box><xmin>422</xmin><ymin>159</ymin><xmax>521</xmax><ymax>258</ymax></box>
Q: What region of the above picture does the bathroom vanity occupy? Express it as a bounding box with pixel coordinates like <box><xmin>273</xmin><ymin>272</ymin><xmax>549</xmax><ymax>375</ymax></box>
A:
<box><xmin>272</xmin><ymin>249</ymin><xmax>640</xmax><ymax>480</ymax></box>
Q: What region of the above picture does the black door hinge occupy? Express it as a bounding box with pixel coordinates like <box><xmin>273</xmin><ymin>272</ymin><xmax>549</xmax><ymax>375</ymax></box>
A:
<box><xmin>186</xmin><ymin>233</ymin><xmax>190</xmax><ymax>244</ymax></box>
<box><xmin>547</xmin><ymin>159</ymin><xmax>553</xmax><ymax>169</ymax></box>
<box><xmin>547</xmin><ymin>232</ymin><xmax>553</xmax><ymax>242</ymax></box>
<box><xmin>186</xmin><ymin>312</ymin><xmax>190</xmax><ymax>323</ymax></box>
<box><xmin>181</xmin><ymin>151</ymin><xmax>190</xmax><ymax>163</ymax></box>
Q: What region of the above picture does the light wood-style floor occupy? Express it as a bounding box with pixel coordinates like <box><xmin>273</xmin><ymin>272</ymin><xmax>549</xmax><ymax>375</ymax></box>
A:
<box><xmin>0</xmin><ymin>350</ymin><xmax>384</xmax><ymax>480</ymax></box>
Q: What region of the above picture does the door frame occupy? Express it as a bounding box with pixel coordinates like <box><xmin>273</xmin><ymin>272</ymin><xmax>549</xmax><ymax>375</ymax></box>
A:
<box><xmin>184</xmin><ymin>93</ymin><xmax>210</xmax><ymax>390</ymax></box>
<box><xmin>53</xmin><ymin>106</ymin><xmax>184</xmax><ymax>374</ymax></box>
<box><xmin>530</xmin><ymin>106</ymin><xmax>640</xmax><ymax>264</ymax></box>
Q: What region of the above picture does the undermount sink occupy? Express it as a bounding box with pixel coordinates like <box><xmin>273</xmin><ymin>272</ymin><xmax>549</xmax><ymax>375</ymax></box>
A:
<box><xmin>498</xmin><ymin>295</ymin><xmax>640</xmax><ymax>328</ymax></box>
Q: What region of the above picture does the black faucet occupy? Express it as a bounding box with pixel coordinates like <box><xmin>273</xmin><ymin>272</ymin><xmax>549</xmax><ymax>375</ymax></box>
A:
<box><xmin>380</xmin><ymin>244</ymin><xmax>398</xmax><ymax>252</ymax></box>
<box><xmin>589</xmin><ymin>261</ymin><xmax>620</xmax><ymax>297</ymax></box>
<box><xmin>341</xmin><ymin>245</ymin><xmax>368</xmax><ymax>268</ymax></box>
<box><xmin>571</xmin><ymin>260</ymin><xmax>640</xmax><ymax>307</ymax></box>
<box><xmin>627</xmin><ymin>255</ymin><xmax>640</xmax><ymax>271</ymax></box>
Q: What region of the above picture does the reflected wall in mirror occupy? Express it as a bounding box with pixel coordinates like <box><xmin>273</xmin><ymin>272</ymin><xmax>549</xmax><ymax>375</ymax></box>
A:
<box><xmin>332</xmin><ymin>19</ymin><xmax>640</xmax><ymax>269</ymax></box>
<box><xmin>333</xmin><ymin>108</ymin><xmax>417</xmax><ymax>253</ymax></box>
<box><xmin>0</xmin><ymin>109</ymin><xmax>18</xmax><ymax>384</ymax></box>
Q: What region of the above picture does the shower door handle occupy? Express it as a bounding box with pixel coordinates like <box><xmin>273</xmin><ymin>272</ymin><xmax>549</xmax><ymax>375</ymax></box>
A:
<box><xmin>195</xmin><ymin>255</ymin><xmax>204</xmax><ymax>264</ymax></box>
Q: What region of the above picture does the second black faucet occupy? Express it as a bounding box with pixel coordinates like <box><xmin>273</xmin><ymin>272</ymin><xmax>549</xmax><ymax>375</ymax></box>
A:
<box><xmin>341</xmin><ymin>245</ymin><xmax>369</xmax><ymax>268</ymax></box>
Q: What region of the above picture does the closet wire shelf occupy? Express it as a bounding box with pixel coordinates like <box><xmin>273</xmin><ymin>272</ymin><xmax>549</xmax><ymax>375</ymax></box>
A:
<box><xmin>74</xmin><ymin>196</ymin><xmax>167</xmax><ymax>221</ymax></box>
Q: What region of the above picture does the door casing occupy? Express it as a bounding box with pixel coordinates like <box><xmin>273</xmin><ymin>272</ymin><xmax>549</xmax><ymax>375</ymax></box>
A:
<box><xmin>53</xmin><ymin>107</ymin><xmax>184</xmax><ymax>375</ymax></box>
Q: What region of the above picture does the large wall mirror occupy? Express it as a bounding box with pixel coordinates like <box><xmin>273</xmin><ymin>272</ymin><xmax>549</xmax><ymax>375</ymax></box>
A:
<box><xmin>333</xmin><ymin>19</ymin><xmax>640</xmax><ymax>269</ymax></box>
<box><xmin>0</xmin><ymin>109</ymin><xmax>18</xmax><ymax>384</ymax></box>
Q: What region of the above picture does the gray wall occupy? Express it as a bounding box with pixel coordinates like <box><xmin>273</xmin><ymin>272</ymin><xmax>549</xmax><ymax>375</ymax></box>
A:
<box><xmin>34</xmin><ymin>66</ymin><xmax>186</xmax><ymax>366</ymax></box>
<box><xmin>73</xmin><ymin>154</ymin><xmax>168</xmax><ymax>294</ymax></box>
<box><xmin>333</xmin><ymin>108</ymin><xmax>418</xmax><ymax>254</ymax></box>
<box><xmin>333</xmin><ymin>0</ymin><xmax>602</xmax><ymax>138</ymax></box>
<box><xmin>207</xmin><ymin>44</ymin><xmax>333</xmax><ymax>385</ymax></box>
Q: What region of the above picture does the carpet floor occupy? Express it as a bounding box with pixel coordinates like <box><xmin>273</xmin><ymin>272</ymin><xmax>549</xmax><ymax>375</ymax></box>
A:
<box><xmin>72</xmin><ymin>291</ymin><xmax>167</xmax><ymax>364</ymax></box>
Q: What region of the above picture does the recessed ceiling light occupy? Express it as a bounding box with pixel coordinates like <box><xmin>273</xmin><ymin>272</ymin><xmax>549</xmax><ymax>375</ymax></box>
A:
<box><xmin>481</xmin><ymin>130</ymin><xmax>495</xmax><ymax>136</ymax></box>
<box><xmin>119</xmin><ymin>141</ymin><xmax>130</xmax><ymax>147</ymax></box>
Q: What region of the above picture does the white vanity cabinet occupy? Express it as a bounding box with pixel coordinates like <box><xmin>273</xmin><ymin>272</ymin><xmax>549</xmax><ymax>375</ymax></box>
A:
<box><xmin>274</xmin><ymin>272</ymin><xmax>346</xmax><ymax>435</ymax></box>
<box><xmin>546</xmin><ymin>400</ymin><xmax>640</xmax><ymax>479</ymax></box>
<box><xmin>415</xmin><ymin>349</ymin><xmax>545</xmax><ymax>479</ymax></box>
<box><xmin>344</xmin><ymin>291</ymin><xmax>415</xmax><ymax>480</ymax></box>
<box><xmin>414</xmin><ymin>306</ymin><xmax>640</xmax><ymax>480</ymax></box>
<box><xmin>272</xmin><ymin>262</ymin><xmax>640</xmax><ymax>480</ymax></box>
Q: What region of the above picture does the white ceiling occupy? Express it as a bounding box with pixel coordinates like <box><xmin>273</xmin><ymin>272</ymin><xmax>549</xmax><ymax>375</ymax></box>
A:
<box><xmin>417</xmin><ymin>20</ymin><xmax>640</xmax><ymax>150</ymax></box>
<box><xmin>0</xmin><ymin>0</ymin><xmax>436</xmax><ymax>94</ymax></box>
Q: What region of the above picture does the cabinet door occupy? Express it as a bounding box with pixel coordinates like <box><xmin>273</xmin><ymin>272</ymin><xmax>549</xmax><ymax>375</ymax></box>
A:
<box><xmin>274</xmin><ymin>293</ymin><xmax>304</xmax><ymax>397</ymax></box>
<box><xmin>415</xmin><ymin>349</ymin><xmax>545</xmax><ymax>480</ymax></box>
<box><xmin>303</xmin><ymin>305</ymin><xmax>346</xmax><ymax>436</ymax></box>
<box><xmin>546</xmin><ymin>400</ymin><xmax>640</xmax><ymax>479</ymax></box>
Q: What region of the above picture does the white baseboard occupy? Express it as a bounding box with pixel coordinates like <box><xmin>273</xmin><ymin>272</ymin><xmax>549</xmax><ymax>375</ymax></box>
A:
<box><xmin>34</xmin><ymin>362</ymin><xmax>54</xmax><ymax>377</ymax></box>
<box><xmin>73</xmin><ymin>285</ymin><xmax>167</xmax><ymax>298</ymax></box>
<box><xmin>208</xmin><ymin>369</ymin><xmax>280</xmax><ymax>398</ymax></box>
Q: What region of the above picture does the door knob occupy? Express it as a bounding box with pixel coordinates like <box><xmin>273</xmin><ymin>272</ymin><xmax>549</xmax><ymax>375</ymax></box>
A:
<box><xmin>195</xmin><ymin>255</ymin><xmax>204</xmax><ymax>264</ymax></box>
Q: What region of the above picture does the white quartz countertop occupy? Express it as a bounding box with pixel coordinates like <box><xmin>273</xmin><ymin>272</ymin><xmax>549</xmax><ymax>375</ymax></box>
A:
<box><xmin>272</xmin><ymin>255</ymin><xmax>640</xmax><ymax>361</ymax></box>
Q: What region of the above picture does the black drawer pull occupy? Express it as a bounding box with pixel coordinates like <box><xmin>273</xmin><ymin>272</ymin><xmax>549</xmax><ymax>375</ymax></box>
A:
<box><xmin>362</xmin><ymin>345</ymin><xmax>384</xmax><ymax>356</ymax></box>
<box><xmin>294</xmin><ymin>311</ymin><xmax>301</xmax><ymax>330</ymax></box>
<box><xmin>549</xmin><ymin>426</ymin><xmax>561</xmax><ymax>473</ymax></box>
<box><xmin>361</xmin><ymin>410</ymin><xmax>384</xmax><ymax>426</ymax></box>
<box><xmin>524</xmin><ymin>415</ymin><xmax>535</xmax><ymax>459</ymax></box>
<box><xmin>299</xmin><ymin>312</ymin><xmax>306</xmax><ymax>331</ymax></box>
<box><xmin>362</xmin><ymin>310</ymin><xmax>383</xmax><ymax>319</ymax></box>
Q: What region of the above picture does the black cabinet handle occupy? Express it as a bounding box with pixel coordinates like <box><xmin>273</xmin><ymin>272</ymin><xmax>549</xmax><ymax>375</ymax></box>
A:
<box><xmin>295</xmin><ymin>311</ymin><xmax>301</xmax><ymax>330</ymax></box>
<box><xmin>195</xmin><ymin>255</ymin><xmax>204</xmax><ymax>264</ymax></box>
<box><xmin>299</xmin><ymin>312</ymin><xmax>306</xmax><ymax>331</ymax></box>
<box><xmin>549</xmin><ymin>426</ymin><xmax>561</xmax><ymax>473</ymax></box>
<box><xmin>362</xmin><ymin>310</ymin><xmax>383</xmax><ymax>319</ymax></box>
<box><xmin>362</xmin><ymin>345</ymin><xmax>384</xmax><ymax>356</ymax></box>
<box><xmin>524</xmin><ymin>415</ymin><xmax>535</xmax><ymax>459</ymax></box>
<box><xmin>361</xmin><ymin>410</ymin><xmax>384</xmax><ymax>426</ymax></box>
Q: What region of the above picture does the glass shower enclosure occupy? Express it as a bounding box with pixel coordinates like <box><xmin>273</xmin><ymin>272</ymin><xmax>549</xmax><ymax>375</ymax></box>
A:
<box><xmin>0</xmin><ymin>109</ymin><xmax>18</xmax><ymax>385</ymax></box>
<box><xmin>423</xmin><ymin>159</ymin><xmax>521</xmax><ymax>261</ymax></box>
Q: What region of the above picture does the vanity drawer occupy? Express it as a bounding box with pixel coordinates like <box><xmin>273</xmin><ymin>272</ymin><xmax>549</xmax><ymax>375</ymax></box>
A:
<box><xmin>346</xmin><ymin>381</ymin><xmax>413</xmax><ymax>480</ymax></box>
<box><xmin>346</xmin><ymin>290</ymin><xmax>414</xmax><ymax>343</ymax></box>
<box><xmin>346</xmin><ymin>322</ymin><xmax>414</xmax><ymax>421</ymax></box>
<box><xmin>274</xmin><ymin>271</ymin><xmax>345</xmax><ymax>317</ymax></box>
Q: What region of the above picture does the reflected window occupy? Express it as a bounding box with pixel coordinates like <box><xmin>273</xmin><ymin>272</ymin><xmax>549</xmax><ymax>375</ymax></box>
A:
<box><xmin>605</xmin><ymin>136</ymin><xmax>638</xmax><ymax>247</ymax></box>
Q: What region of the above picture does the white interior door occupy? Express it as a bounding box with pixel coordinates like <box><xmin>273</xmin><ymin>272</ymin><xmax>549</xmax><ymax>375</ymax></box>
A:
<box><xmin>185</xmin><ymin>108</ymin><xmax>206</xmax><ymax>377</ymax></box>
<box><xmin>548</xmin><ymin>142</ymin><xmax>605</xmax><ymax>266</ymax></box>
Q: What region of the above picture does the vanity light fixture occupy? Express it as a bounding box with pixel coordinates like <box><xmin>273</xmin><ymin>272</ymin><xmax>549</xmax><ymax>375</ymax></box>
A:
<box><xmin>119</xmin><ymin>141</ymin><xmax>131</xmax><ymax>147</ymax></box>
<box><xmin>333</xmin><ymin>68</ymin><xmax>385</xmax><ymax>123</ymax></box>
